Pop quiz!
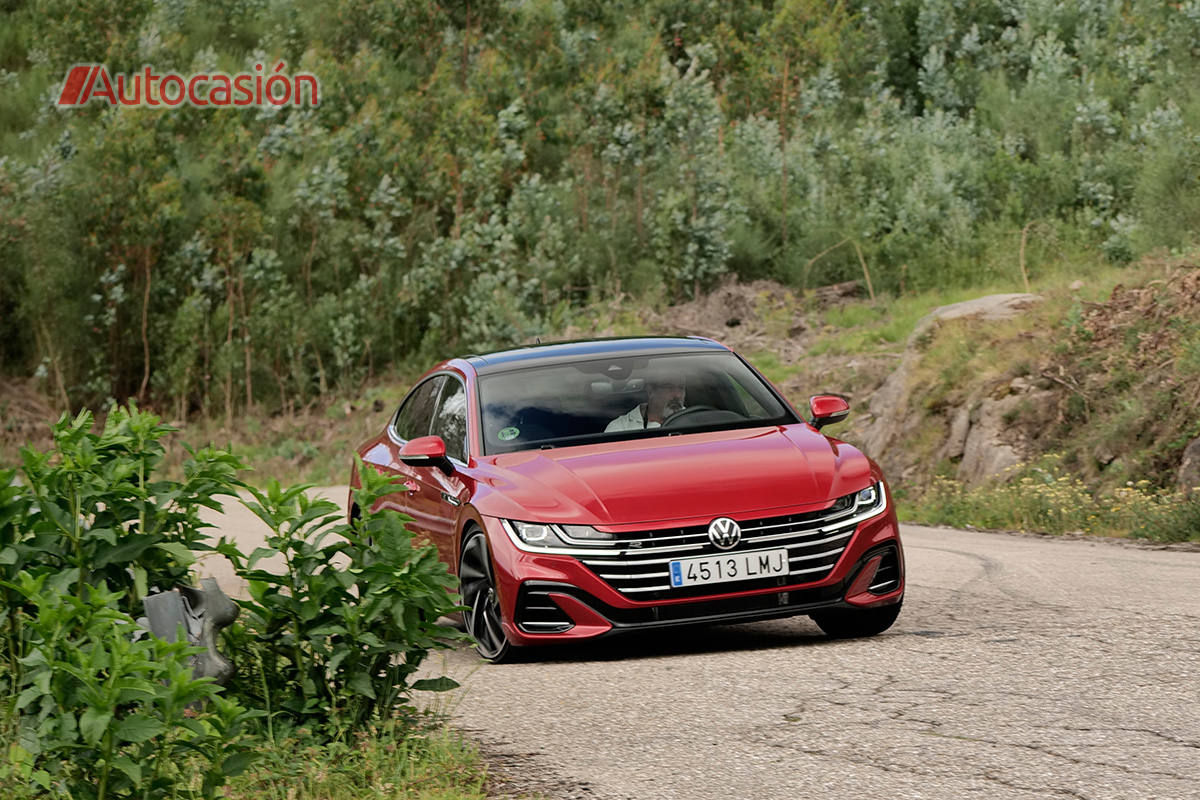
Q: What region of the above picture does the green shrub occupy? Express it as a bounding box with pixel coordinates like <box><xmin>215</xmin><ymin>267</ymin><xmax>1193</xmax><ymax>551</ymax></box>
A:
<box><xmin>3</xmin><ymin>574</ymin><xmax>259</xmax><ymax>800</ymax></box>
<box><xmin>8</xmin><ymin>406</ymin><xmax>241</xmax><ymax>614</ymax></box>
<box><xmin>3</xmin><ymin>404</ymin><xmax>468</xmax><ymax>798</ymax></box>
<box><xmin>216</xmin><ymin>462</ymin><xmax>464</xmax><ymax>733</ymax></box>
<box><xmin>1</xmin><ymin>406</ymin><xmax>242</xmax><ymax>694</ymax></box>
<box><xmin>1130</xmin><ymin>493</ymin><xmax>1200</xmax><ymax>543</ymax></box>
<box><xmin>906</xmin><ymin>456</ymin><xmax>1199</xmax><ymax>540</ymax></box>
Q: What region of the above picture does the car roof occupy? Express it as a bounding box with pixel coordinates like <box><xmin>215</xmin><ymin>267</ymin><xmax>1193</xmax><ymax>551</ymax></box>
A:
<box><xmin>465</xmin><ymin>336</ymin><xmax>729</xmax><ymax>375</ymax></box>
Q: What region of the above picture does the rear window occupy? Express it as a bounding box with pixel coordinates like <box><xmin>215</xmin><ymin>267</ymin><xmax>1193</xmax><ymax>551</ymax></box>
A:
<box><xmin>477</xmin><ymin>351</ymin><xmax>794</xmax><ymax>454</ymax></box>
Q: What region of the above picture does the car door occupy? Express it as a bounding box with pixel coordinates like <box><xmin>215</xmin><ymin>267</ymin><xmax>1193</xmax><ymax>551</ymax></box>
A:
<box><xmin>422</xmin><ymin>376</ymin><xmax>471</xmax><ymax>568</ymax></box>
<box><xmin>376</xmin><ymin>375</ymin><xmax>446</xmax><ymax>548</ymax></box>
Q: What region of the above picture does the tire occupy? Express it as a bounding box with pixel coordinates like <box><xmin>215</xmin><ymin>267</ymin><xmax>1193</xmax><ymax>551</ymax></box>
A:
<box><xmin>458</xmin><ymin>529</ymin><xmax>519</xmax><ymax>663</ymax></box>
<box><xmin>811</xmin><ymin>602</ymin><xmax>902</xmax><ymax>639</ymax></box>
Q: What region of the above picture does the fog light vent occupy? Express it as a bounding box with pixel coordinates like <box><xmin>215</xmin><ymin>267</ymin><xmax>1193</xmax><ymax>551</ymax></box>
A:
<box><xmin>868</xmin><ymin>546</ymin><xmax>901</xmax><ymax>595</ymax></box>
<box><xmin>515</xmin><ymin>588</ymin><xmax>574</xmax><ymax>634</ymax></box>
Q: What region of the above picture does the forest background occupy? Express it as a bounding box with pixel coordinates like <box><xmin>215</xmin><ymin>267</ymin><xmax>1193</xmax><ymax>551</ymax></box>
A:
<box><xmin>2</xmin><ymin>0</ymin><xmax>1200</xmax><ymax>534</ymax></box>
<box><xmin>4</xmin><ymin>0</ymin><xmax>1198</xmax><ymax>415</ymax></box>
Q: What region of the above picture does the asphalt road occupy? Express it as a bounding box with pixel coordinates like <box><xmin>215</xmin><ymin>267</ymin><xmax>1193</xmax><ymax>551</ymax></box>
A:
<box><xmin>203</xmin><ymin>495</ymin><xmax>1200</xmax><ymax>800</ymax></box>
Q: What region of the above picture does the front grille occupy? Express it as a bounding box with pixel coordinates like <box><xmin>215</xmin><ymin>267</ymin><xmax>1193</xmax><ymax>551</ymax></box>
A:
<box><xmin>868</xmin><ymin>545</ymin><xmax>901</xmax><ymax>594</ymax></box>
<box><xmin>576</xmin><ymin>496</ymin><xmax>871</xmax><ymax>600</ymax></box>
<box><xmin>515</xmin><ymin>586</ymin><xmax>574</xmax><ymax>633</ymax></box>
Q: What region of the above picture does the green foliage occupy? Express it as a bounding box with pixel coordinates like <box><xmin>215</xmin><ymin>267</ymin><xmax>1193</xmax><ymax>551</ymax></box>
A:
<box><xmin>1130</xmin><ymin>493</ymin><xmax>1200</xmax><ymax>543</ymax></box>
<box><xmin>905</xmin><ymin>456</ymin><xmax>1200</xmax><ymax>540</ymax></box>
<box><xmin>4</xmin><ymin>575</ymin><xmax>259</xmax><ymax>800</ymax></box>
<box><xmin>2</xmin><ymin>405</ymin><xmax>468</xmax><ymax>796</ymax></box>
<box><xmin>216</xmin><ymin>462</ymin><xmax>463</xmax><ymax>732</ymax></box>
<box><xmin>5</xmin><ymin>0</ymin><xmax>1200</xmax><ymax>411</ymax></box>
<box><xmin>6</xmin><ymin>405</ymin><xmax>241</xmax><ymax>619</ymax></box>
<box><xmin>225</xmin><ymin>722</ymin><xmax>487</xmax><ymax>800</ymax></box>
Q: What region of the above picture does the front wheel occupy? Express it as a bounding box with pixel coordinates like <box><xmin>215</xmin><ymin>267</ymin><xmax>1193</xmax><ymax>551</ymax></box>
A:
<box><xmin>458</xmin><ymin>529</ymin><xmax>519</xmax><ymax>663</ymax></box>
<box><xmin>811</xmin><ymin>602</ymin><xmax>902</xmax><ymax>639</ymax></box>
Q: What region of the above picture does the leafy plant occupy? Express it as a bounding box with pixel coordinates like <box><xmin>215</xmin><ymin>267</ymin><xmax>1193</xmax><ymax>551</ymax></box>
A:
<box><xmin>216</xmin><ymin>461</ymin><xmax>463</xmax><ymax>732</ymax></box>
<box><xmin>13</xmin><ymin>406</ymin><xmax>241</xmax><ymax>610</ymax></box>
<box><xmin>1130</xmin><ymin>492</ymin><xmax>1200</xmax><ymax>543</ymax></box>
<box><xmin>2</xmin><ymin>407</ymin><xmax>471</xmax><ymax>797</ymax></box>
<box><xmin>904</xmin><ymin>456</ymin><xmax>1200</xmax><ymax>540</ymax></box>
<box><xmin>3</xmin><ymin>574</ymin><xmax>260</xmax><ymax>800</ymax></box>
<box><xmin>1</xmin><ymin>405</ymin><xmax>242</xmax><ymax>693</ymax></box>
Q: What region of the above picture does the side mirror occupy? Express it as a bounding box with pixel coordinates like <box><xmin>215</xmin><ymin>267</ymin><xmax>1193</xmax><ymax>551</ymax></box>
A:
<box><xmin>399</xmin><ymin>435</ymin><xmax>455</xmax><ymax>475</ymax></box>
<box><xmin>809</xmin><ymin>395</ymin><xmax>850</xmax><ymax>430</ymax></box>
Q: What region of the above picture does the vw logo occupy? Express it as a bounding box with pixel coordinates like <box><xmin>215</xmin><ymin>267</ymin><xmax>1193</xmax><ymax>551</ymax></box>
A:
<box><xmin>707</xmin><ymin>517</ymin><xmax>741</xmax><ymax>550</ymax></box>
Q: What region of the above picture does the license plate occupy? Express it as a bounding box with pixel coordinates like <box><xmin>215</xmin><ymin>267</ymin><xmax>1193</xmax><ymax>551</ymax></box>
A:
<box><xmin>669</xmin><ymin>548</ymin><xmax>790</xmax><ymax>588</ymax></box>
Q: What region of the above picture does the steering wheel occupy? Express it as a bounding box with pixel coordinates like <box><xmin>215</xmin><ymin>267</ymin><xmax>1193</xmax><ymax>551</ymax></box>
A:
<box><xmin>660</xmin><ymin>405</ymin><xmax>717</xmax><ymax>428</ymax></box>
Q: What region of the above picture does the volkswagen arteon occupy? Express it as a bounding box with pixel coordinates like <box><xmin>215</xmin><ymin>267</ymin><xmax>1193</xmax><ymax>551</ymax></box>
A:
<box><xmin>350</xmin><ymin>337</ymin><xmax>904</xmax><ymax>661</ymax></box>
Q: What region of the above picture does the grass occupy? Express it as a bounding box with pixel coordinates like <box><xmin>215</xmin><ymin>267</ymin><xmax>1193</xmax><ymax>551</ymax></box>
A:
<box><xmin>743</xmin><ymin>349</ymin><xmax>792</xmax><ymax>386</ymax></box>
<box><xmin>226</xmin><ymin>722</ymin><xmax>490</xmax><ymax>800</ymax></box>
<box><xmin>901</xmin><ymin>455</ymin><xmax>1200</xmax><ymax>542</ymax></box>
<box><xmin>0</xmin><ymin>697</ymin><xmax>492</xmax><ymax>800</ymax></box>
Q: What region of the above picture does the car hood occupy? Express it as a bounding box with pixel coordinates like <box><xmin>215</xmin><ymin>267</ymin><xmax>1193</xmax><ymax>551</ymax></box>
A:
<box><xmin>470</xmin><ymin>425</ymin><xmax>875</xmax><ymax>527</ymax></box>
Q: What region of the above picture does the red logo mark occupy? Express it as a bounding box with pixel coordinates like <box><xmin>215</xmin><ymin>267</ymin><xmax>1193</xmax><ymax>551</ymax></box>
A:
<box><xmin>55</xmin><ymin>63</ymin><xmax>320</xmax><ymax>108</ymax></box>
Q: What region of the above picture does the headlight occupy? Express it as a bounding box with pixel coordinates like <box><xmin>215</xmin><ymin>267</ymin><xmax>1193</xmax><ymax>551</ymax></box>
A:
<box><xmin>852</xmin><ymin>481</ymin><xmax>886</xmax><ymax>515</ymax></box>
<box><xmin>559</xmin><ymin>524</ymin><xmax>614</xmax><ymax>542</ymax></box>
<box><xmin>506</xmin><ymin>520</ymin><xmax>615</xmax><ymax>550</ymax></box>
<box><xmin>511</xmin><ymin>522</ymin><xmax>561</xmax><ymax>546</ymax></box>
<box><xmin>856</xmin><ymin>484</ymin><xmax>878</xmax><ymax>507</ymax></box>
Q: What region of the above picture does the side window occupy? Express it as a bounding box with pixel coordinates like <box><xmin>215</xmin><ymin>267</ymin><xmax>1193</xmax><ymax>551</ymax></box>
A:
<box><xmin>430</xmin><ymin>378</ymin><xmax>468</xmax><ymax>462</ymax></box>
<box><xmin>392</xmin><ymin>376</ymin><xmax>446</xmax><ymax>441</ymax></box>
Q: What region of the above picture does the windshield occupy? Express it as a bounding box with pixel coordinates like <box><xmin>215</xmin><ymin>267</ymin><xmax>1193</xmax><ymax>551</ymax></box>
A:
<box><xmin>478</xmin><ymin>351</ymin><xmax>795</xmax><ymax>454</ymax></box>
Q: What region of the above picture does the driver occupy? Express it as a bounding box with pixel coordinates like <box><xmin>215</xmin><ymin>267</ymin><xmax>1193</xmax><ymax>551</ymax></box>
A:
<box><xmin>605</xmin><ymin>374</ymin><xmax>686</xmax><ymax>431</ymax></box>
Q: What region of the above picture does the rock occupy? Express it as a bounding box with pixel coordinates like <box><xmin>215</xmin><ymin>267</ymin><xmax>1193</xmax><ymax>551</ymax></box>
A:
<box><xmin>813</xmin><ymin>280</ymin><xmax>863</xmax><ymax>306</ymax></box>
<box><xmin>939</xmin><ymin>406</ymin><xmax>971</xmax><ymax>462</ymax></box>
<box><xmin>860</xmin><ymin>293</ymin><xmax>1043</xmax><ymax>470</ymax></box>
<box><xmin>1070</xmin><ymin>280</ymin><xmax>1085</xmax><ymax>291</ymax></box>
<box><xmin>923</xmin><ymin>293</ymin><xmax>1043</xmax><ymax>326</ymax></box>
<box><xmin>1179</xmin><ymin>437</ymin><xmax>1200</xmax><ymax>495</ymax></box>
<box><xmin>1010</xmin><ymin>376</ymin><xmax>1037</xmax><ymax>393</ymax></box>
<box><xmin>955</xmin><ymin>391</ymin><xmax>1052</xmax><ymax>484</ymax></box>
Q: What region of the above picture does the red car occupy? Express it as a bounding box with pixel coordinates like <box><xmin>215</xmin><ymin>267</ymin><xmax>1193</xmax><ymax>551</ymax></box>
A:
<box><xmin>351</xmin><ymin>337</ymin><xmax>904</xmax><ymax>661</ymax></box>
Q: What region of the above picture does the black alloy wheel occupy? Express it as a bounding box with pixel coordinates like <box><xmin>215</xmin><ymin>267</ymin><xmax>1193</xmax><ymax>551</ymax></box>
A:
<box><xmin>458</xmin><ymin>529</ymin><xmax>516</xmax><ymax>662</ymax></box>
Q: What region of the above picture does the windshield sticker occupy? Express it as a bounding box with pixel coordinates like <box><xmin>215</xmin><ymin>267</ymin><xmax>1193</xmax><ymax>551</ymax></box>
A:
<box><xmin>498</xmin><ymin>426</ymin><xmax>520</xmax><ymax>441</ymax></box>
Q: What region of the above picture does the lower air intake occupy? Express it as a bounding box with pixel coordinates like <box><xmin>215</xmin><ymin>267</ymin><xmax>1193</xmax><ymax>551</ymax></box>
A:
<box><xmin>515</xmin><ymin>587</ymin><xmax>574</xmax><ymax>634</ymax></box>
<box><xmin>868</xmin><ymin>546</ymin><xmax>901</xmax><ymax>595</ymax></box>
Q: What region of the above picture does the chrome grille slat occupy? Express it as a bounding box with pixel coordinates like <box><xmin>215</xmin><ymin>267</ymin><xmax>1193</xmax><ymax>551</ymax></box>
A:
<box><xmin>789</xmin><ymin>545</ymin><xmax>850</xmax><ymax>562</ymax></box>
<box><xmin>596</xmin><ymin>571</ymin><xmax>671</xmax><ymax>580</ymax></box>
<box><xmin>739</xmin><ymin>508</ymin><xmax>855</xmax><ymax>534</ymax></box>
<box><xmin>782</xmin><ymin>563</ymin><xmax>831</xmax><ymax>576</ymax></box>
<box><xmin>741</xmin><ymin>526</ymin><xmax>855</xmax><ymax>548</ymax></box>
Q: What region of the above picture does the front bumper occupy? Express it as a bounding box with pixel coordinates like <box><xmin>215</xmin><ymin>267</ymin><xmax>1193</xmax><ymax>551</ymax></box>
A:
<box><xmin>480</xmin><ymin>508</ymin><xmax>905</xmax><ymax>647</ymax></box>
